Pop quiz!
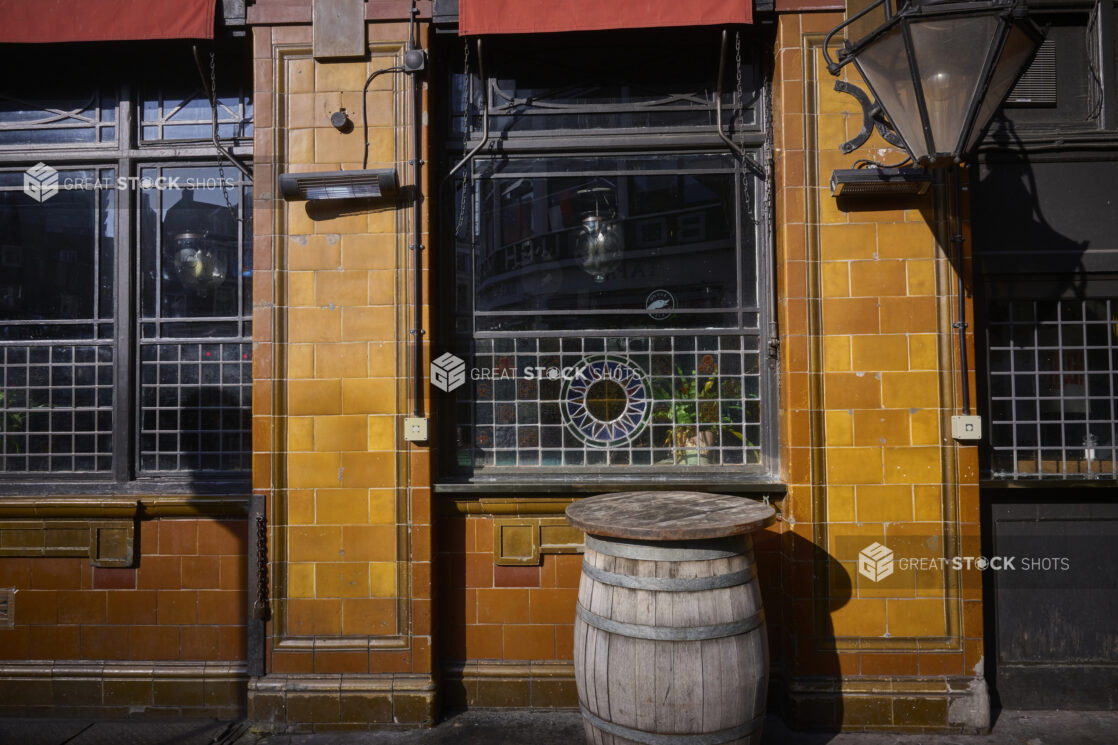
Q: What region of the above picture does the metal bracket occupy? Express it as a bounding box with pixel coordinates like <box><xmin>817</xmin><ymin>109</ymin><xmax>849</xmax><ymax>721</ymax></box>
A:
<box><xmin>833</xmin><ymin>81</ymin><xmax>905</xmax><ymax>154</ymax></box>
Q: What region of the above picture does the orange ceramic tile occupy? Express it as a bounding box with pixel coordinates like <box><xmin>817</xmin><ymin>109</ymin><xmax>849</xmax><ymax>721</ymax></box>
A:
<box><xmin>909</xmin><ymin>408</ymin><xmax>941</xmax><ymax>446</ymax></box>
<box><xmin>822</xmin><ymin>372</ymin><xmax>881</xmax><ymax>410</ymax></box>
<box><xmin>339</xmin><ymin>525</ymin><xmax>396</xmax><ymax>562</ymax></box>
<box><xmin>830</xmin><ymin>598</ymin><xmax>887</xmax><ymax>637</ymax></box>
<box><xmin>315</xmin><ymin>488</ymin><xmax>370</xmax><ymax>525</ymax></box>
<box><xmin>825</xmin><ymin>446</ymin><xmax>883</xmax><ymax>485</ymax></box>
<box><xmin>883</xmin><ymin>446</ymin><xmax>942</xmax><ymax>485</ymax></box>
<box><xmin>340</xmin><ymin>598</ymin><xmax>396</xmax><ymax>636</ymax></box>
<box><xmin>287</xmin><ymin>598</ymin><xmax>343</xmax><ymax>636</ymax></box>
<box><xmin>887</xmin><ymin>598</ymin><xmax>946</xmax><ymax>637</ymax></box>
<box><xmin>287</xmin><ymin>526</ymin><xmax>343</xmax><ymax>563</ymax></box>
<box><xmin>288</xmin><ymin>563</ymin><xmax>315</xmax><ymax>598</ymax></box>
<box><xmin>315</xmin><ymin>343</ymin><xmax>369</xmax><ymax>379</ymax></box>
<box><xmin>180</xmin><ymin>626</ymin><xmax>221</xmax><ymax>661</ymax></box>
<box><xmin>528</xmin><ymin>589</ymin><xmax>578</xmax><ymax>625</ymax></box>
<box><xmin>463</xmin><ymin>624</ymin><xmax>503</xmax><ymax>660</ymax></box>
<box><xmin>288</xmin><ymin>235</ymin><xmax>342</xmax><ymax>272</ymax></box>
<box><xmin>822</xmin><ymin>335</ymin><xmax>852</xmax><ymax>372</ymax></box>
<box><xmin>286</xmin><ymin>452</ymin><xmax>342</xmax><ymax>489</ymax></box>
<box><xmin>818</xmin><ymin>224</ymin><xmax>878</xmax><ymax>261</ymax></box>
<box><xmin>819</xmin><ymin>261</ymin><xmax>850</xmax><ymax>298</ymax></box>
<box><xmin>286</xmin><ymin>489</ymin><xmax>316</xmax><ymax>526</ymax></box>
<box><xmin>855</xmin><ymin>485</ymin><xmax>914</xmax><ymax>523</ymax></box>
<box><xmin>339</xmin><ymin>452</ymin><xmax>395</xmax><ymax>488</ymax></box>
<box><xmin>340</xmin><ymin>378</ymin><xmax>396</xmax><ymax>415</ymax></box>
<box><xmin>314</xmin><ymin>415</ymin><xmax>369</xmax><ymax>453</ymax></box>
<box><xmin>137</xmin><ymin>556</ymin><xmax>182</xmax><ymax>591</ymax></box>
<box><xmin>821</xmin><ymin>297</ymin><xmax>880</xmax><ymax>335</ymax></box>
<box><xmin>315</xmin><ymin>562</ymin><xmax>370</xmax><ymax>598</ymax></box>
<box><xmin>341</xmin><ymin>233</ymin><xmax>398</xmax><ymax>270</ymax></box>
<box><xmin>129</xmin><ymin>625</ymin><xmax>179</xmax><ymax>661</ymax></box>
<box><xmin>369</xmin><ymin>489</ymin><xmax>397</xmax><ymax>524</ymax></box>
<box><xmin>824</xmin><ymin>410</ymin><xmax>853</xmax><ymax>447</ymax></box>
<box><xmin>80</xmin><ymin>625</ymin><xmax>131</xmax><ymax>660</ymax></box>
<box><xmin>157</xmin><ymin>521</ymin><xmax>199</xmax><ymax>557</ymax></box>
<box><xmin>369</xmin><ymin>562</ymin><xmax>396</xmax><ymax>597</ymax></box>
<box><xmin>851</xmin><ymin>334</ymin><xmax>910</xmax><ymax>372</ymax></box>
<box><xmin>852</xmin><ymin>408</ymin><xmax>911</xmax><ymax>446</ymax></box>
<box><xmin>30</xmin><ymin>626</ymin><xmax>80</xmax><ymax>661</ymax></box>
<box><xmin>476</xmin><ymin>588</ymin><xmax>531</xmax><ymax>625</ymax></box>
<box><xmin>288</xmin><ymin>307</ymin><xmax>342</xmax><ymax>343</ymax></box>
<box><xmin>877</xmin><ymin>222</ymin><xmax>936</xmax><ymax>259</ymax></box>
<box><xmin>881</xmin><ymin>371</ymin><xmax>941</xmax><ymax>409</ymax></box>
<box><xmin>826</xmin><ymin>485</ymin><xmax>855</xmax><ymax>523</ymax></box>
<box><xmin>502</xmin><ymin>624</ymin><xmax>556</xmax><ymax>661</ymax></box>
<box><xmin>287</xmin><ymin>379</ymin><xmax>343</xmax><ymax>416</ymax></box>
<box><xmin>180</xmin><ymin>556</ymin><xmax>221</xmax><ymax>590</ymax></box>
<box><xmin>878</xmin><ymin>296</ymin><xmax>939</xmax><ymax>333</ymax></box>
<box><xmin>860</xmin><ymin>652</ymin><xmax>919</xmax><ymax>676</ymax></box>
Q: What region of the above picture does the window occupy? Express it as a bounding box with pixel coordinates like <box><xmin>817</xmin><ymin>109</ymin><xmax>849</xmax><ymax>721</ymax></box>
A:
<box><xmin>0</xmin><ymin>45</ymin><xmax>252</xmax><ymax>489</ymax></box>
<box><xmin>985</xmin><ymin>296</ymin><xmax>1118</xmax><ymax>479</ymax></box>
<box><xmin>439</xmin><ymin>30</ymin><xmax>775</xmax><ymax>479</ymax></box>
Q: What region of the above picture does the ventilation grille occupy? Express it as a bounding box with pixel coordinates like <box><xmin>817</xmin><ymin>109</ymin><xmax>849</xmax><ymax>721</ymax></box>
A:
<box><xmin>0</xmin><ymin>588</ymin><xmax>12</xmax><ymax>628</ymax></box>
<box><xmin>1006</xmin><ymin>39</ymin><xmax>1057</xmax><ymax>106</ymax></box>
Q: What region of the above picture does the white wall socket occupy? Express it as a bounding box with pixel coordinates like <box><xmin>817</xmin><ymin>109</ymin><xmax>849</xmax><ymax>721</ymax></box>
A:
<box><xmin>951</xmin><ymin>414</ymin><xmax>982</xmax><ymax>442</ymax></box>
<box><xmin>403</xmin><ymin>416</ymin><xmax>429</xmax><ymax>442</ymax></box>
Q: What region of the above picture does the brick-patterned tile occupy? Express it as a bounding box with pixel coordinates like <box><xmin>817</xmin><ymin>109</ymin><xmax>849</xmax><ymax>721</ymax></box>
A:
<box><xmin>93</xmin><ymin>567</ymin><xmax>137</xmax><ymax>590</ymax></box>
<box><xmin>57</xmin><ymin>590</ymin><xmax>107</xmax><ymax>625</ymax></box>
<box><xmin>181</xmin><ymin>556</ymin><xmax>221</xmax><ymax>590</ymax></box>
<box><xmin>157</xmin><ymin>590</ymin><xmax>198</xmax><ymax>625</ymax></box>
<box><xmin>180</xmin><ymin>625</ymin><xmax>220</xmax><ymax>660</ymax></box>
<box><xmin>137</xmin><ymin>555</ymin><xmax>182</xmax><ymax>590</ymax></box>
<box><xmin>105</xmin><ymin>590</ymin><xmax>158</xmax><ymax>624</ymax></box>
<box><xmin>30</xmin><ymin>558</ymin><xmax>82</xmax><ymax>590</ymax></box>
<box><xmin>493</xmin><ymin>565</ymin><xmax>540</xmax><ymax>588</ymax></box>
<box><xmin>129</xmin><ymin>625</ymin><xmax>179</xmax><ymax>660</ymax></box>
<box><xmin>197</xmin><ymin>590</ymin><xmax>246</xmax><ymax>625</ymax></box>
<box><xmin>198</xmin><ymin>519</ymin><xmax>247</xmax><ymax>555</ymax></box>
<box><xmin>158</xmin><ymin>520</ymin><xmax>199</xmax><ymax>555</ymax></box>
<box><xmin>80</xmin><ymin>625</ymin><xmax>130</xmax><ymax>659</ymax></box>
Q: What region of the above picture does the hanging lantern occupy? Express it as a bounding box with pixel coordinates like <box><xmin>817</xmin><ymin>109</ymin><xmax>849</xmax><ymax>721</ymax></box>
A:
<box><xmin>825</xmin><ymin>0</ymin><xmax>1044</xmax><ymax>164</ymax></box>
<box><xmin>573</xmin><ymin>186</ymin><xmax>624</xmax><ymax>283</ymax></box>
<box><xmin>169</xmin><ymin>232</ymin><xmax>228</xmax><ymax>293</ymax></box>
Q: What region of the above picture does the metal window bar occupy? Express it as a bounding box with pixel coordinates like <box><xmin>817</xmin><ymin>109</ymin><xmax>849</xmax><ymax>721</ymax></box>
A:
<box><xmin>987</xmin><ymin>298</ymin><xmax>1118</xmax><ymax>479</ymax></box>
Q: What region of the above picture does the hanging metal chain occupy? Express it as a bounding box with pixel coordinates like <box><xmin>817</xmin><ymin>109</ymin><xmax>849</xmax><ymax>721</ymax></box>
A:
<box><xmin>209</xmin><ymin>49</ymin><xmax>242</xmax><ymax>224</ymax></box>
<box><xmin>733</xmin><ymin>32</ymin><xmax>755</xmax><ymax>227</ymax></box>
<box><xmin>252</xmin><ymin>514</ymin><xmax>271</xmax><ymax>621</ymax></box>
<box><xmin>454</xmin><ymin>40</ymin><xmax>473</xmax><ymax>238</ymax></box>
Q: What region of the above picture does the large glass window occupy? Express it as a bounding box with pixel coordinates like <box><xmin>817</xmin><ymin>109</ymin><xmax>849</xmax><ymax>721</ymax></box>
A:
<box><xmin>0</xmin><ymin>45</ymin><xmax>252</xmax><ymax>488</ymax></box>
<box><xmin>440</xmin><ymin>30</ymin><xmax>773</xmax><ymax>479</ymax></box>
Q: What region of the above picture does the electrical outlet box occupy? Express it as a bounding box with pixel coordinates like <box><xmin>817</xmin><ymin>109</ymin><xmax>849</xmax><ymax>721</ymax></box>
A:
<box><xmin>951</xmin><ymin>415</ymin><xmax>982</xmax><ymax>442</ymax></box>
<box><xmin>403</xmin><ymin>416</ymin><xmax>429</xmax><ymax>442</ymax></box>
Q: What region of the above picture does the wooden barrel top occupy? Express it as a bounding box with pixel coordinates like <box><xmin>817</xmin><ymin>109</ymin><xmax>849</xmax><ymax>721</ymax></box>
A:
<box><xmin>565</xmin><ymin>491</ymin><xmax>776</xmax><ymax>541</ymax></box>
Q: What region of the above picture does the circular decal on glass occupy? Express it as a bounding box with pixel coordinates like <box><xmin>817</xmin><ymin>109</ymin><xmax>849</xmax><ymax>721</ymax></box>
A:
<box><xmin>561</xmin><ymin>356</ymin><xmax>651</xmax><ymax>446</ymax></box>
<box><xmin>645</xmin><ymin>289</ymin><xmax>675</xmax><ymax>321</ymax></box>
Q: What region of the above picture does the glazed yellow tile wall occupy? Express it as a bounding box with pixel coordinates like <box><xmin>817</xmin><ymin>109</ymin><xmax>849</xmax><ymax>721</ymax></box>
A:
<box><xmin>774</xmin><ymin>13</ymin><xmax>982</xmax><ymax>678</ymax></box>
<box><xmin>281</xmin><ymin>51</ymin><xmax>405</xmax><ymax>639</ymax></box>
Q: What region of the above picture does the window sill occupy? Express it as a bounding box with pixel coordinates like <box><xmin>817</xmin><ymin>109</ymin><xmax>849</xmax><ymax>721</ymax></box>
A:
<box><xmin>980</xmin><ymin>478</ymin><xmax>1118</xmax><ymax>490</ymax></box>
<box><xmin>433</xmin><ymin>475</ymin><xmax>786</xmax><ymax>496</ymax></box>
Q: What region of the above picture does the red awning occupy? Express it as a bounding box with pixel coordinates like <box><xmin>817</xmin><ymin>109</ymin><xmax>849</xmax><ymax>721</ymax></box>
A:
<box><xmin>459</xmin><ymin>0</ymin><xmax>751</xmax><ymax>35</ymax></box>
<box><xmin>0</xmin><ymin>0</ymin><xmax>217</xmax><ymax>43</ymax></box>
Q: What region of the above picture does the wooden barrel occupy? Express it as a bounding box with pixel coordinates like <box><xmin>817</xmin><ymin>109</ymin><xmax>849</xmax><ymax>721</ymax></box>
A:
<box><xmin>573</xmin><ymin>532</ymin><xmax>768</xmax><ymax>745</ymax></box>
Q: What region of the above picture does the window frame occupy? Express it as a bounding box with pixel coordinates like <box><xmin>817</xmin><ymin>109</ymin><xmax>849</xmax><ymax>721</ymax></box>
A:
<box><xmin>0</xmin><ymin>51</ymin><xmax>253</xmax><ymax>495</ymax></box>
<box><xmin>436</xmin><ymin>28</ymin><xmax>780</xmax><ymax>485</ymax></box>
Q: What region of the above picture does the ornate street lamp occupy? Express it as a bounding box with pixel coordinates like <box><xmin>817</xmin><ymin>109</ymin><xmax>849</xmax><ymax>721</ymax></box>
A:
<box><xmin>824</xmin><ymin>0</ymin><xmax>1044</xmax><ymax>165</ymax></box>
<box><xmin>823</xmin><ymin>0</ymin><xmax>1044</xmax><ymax>434</ymax></box>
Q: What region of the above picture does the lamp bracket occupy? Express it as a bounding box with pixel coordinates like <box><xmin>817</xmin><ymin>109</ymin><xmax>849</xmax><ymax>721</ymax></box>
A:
<box><xmin>833</xmin><ymin>81</ymin><xmax>906</xmax><ymax>154</ymax></box>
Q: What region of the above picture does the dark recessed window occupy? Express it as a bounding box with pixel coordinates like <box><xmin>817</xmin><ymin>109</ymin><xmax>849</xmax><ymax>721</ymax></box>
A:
<box><xmin>440</xmin><ymin>29</ymin><xmax>774</xmax><ymax>479</ymax></box>
<box><xmin>0</xmin><ymin>44</ymin><xmax>252</xmax><ymax>489</ymax></box>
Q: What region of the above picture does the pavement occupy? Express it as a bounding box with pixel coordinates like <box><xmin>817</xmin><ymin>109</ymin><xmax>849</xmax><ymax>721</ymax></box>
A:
<box><xmin>2</xmin><ymin>709</ymin><xmax>1118</xmax><ymax>745</ymax></box>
